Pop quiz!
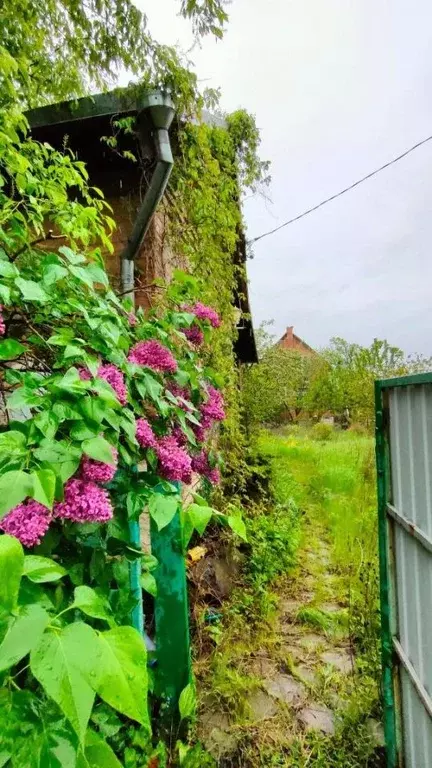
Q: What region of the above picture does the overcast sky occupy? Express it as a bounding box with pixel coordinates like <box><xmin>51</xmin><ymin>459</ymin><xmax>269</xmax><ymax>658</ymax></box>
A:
<box><xmin>137</xmin><ymin>0</ymin><xmax>432</xmax><ymax>355</ymax></box>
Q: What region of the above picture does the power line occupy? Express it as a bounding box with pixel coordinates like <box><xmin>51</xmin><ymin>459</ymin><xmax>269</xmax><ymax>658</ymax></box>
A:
<box><xmin>249</xmin><ymin>132</ymin><xmax>432</xmax><ymax>245</ymax></box>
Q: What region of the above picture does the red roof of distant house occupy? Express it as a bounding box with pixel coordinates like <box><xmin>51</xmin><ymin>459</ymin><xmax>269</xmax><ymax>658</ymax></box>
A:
<box><xmin>278</xmin><ymin>326</ymin><xmax>315</xmax><ymax>356</ymax></box>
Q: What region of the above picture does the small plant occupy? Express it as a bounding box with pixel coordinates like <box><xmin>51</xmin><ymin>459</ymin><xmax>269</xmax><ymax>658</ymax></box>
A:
<box><xmin>311</xmin><ymin>422</ymin><xmax>334</xmax><ymax>442</ymax></box>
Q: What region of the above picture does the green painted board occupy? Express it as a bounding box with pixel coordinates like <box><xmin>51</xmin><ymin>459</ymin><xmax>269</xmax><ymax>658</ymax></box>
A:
<box><xmin>150</xmin><ymin>507</ymin><xmax>191</xmax><ymax>723</ymax></box>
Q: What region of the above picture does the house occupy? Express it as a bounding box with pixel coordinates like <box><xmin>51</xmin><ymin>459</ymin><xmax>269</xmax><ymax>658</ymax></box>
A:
<box><xmin>278</xmin><ymin>326</ymin><xmax>315</xmax><ymax>356</ymax></box>
<box><xmin>26</xmin><ymin>89</ymin><xmax>257</xmax><ymax>364</ymax></box>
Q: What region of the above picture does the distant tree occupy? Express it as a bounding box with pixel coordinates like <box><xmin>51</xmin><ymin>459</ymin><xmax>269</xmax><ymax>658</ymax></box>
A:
<box><xmin>305</xmin><ymin>337</ymin><xmax>408</xmax><ymax>428</ymax></box>
<box><xmin>242</xmin><ymin>322</ymin><xmax>320</xmax><ymax>430</ymax></box>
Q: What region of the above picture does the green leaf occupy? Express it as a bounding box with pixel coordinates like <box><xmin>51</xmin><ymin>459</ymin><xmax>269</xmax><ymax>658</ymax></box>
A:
<box><xmin>0</xmin><ymin>604</ymin><xmax>50</xmax><ymax>672</ymax></box>
<box><xmin>80</xmin><ymin>730</ymin><xmax>122</xmax><ymax>768</ymax></box>
<box><xmin>69</xmin><ymin>266</ymin><xmax>94</xmax><ymax>289</ymax></box>
<box><xmin>63</xmin><ymin>344</ymin><xmax>86</xmax><ymax>360</ymax></box>
<box><xmin>179</xmin><ymin>682</ymin><xmax>196</xmax><ymax>721</ymax></box>
<box><xmin>0</xmin><ymin>261</ymin><xmax>18</xmax><ymax>278</ymax></box>
<box><xmin>186</xmin><ymin>503</ymin><xmax>213</xmax><ymax>535</ymax></box>
<box><xmin>140</xmin><ymin>571</ymin><xmax>157</xmax><ymax>597</ymax></box>
<box><xmin>32</xmin><ymin>468</ymin><xmax>56</xmax><ymax>509</ymax></box>
<box><xmin>0</xmin><ymin>430</ymin><xmax>26</xmax><ymax>456</ymax></box>
<box><xmin>55</xmin><ymin>367</ymin><xmax>88</xmax><ymax>394</ymax></box>
<box><xmin>85</xmin><ymin>265</ymin><xmax>109</xmax><ymax>288</ymax></box>
<box><xmin>59</xmin><ymin>246</ymin><xmax>86</xmax><ymax>265</ymax></box>
<box><xmin>72</xmin><ymin>586</ymin><xmax>114</xmax><ymax>626</ymax></box>
<box><xmin>34</xmin><ymin>439</ymin><xmax>81</xmax><ymax>465</ymax></box>
<box><xmin>148</xmin><ymin>494</ymin><xmax>179</xmax><ymax>531</ymax></box>
<box><xmin>42</xmin><ymin>264</ymin><xmax>68</xmax><ymax>286</ymax></box>
<box><xmin>0</xmin><ymin>534</ymin><xmax>24</xmax><ymax>613</ymax></box>
<box><xmin>0</xmin><ymin>470</ymin><xmax>33</xmax><ymax>519</ymax></box>
<box><xmin>30</xmin><ymin>622</ymin><xmax>99</xmax><ymax>742</ymax></box>
<box><xmin>82</xmin><ymin>436</ymin><xmax>115</xmax><ymax>465</ymax></box>
<box><xmin>227</xmin><ymin>515</ymin><xmax>247</xmax><ymax>542</ymax></box>
<box><xmin>0</xmin><ymin>283</ymin><xmax>11</xmax><ymax>304</ymax></box>
<box><xmin>23</xmin><ymin>555</ymin><xmax>66</xmax><ymax>583</ymax></box>
<box><xmin>140</xmin><ymin>371</ymin><xmax>163</xmax><ymax>401</ymax></box>
<box><xmin>34</xmin><ymin>411</ymin><xmax>59</xmax><ymax>439</ymax></box>
<box><xmin>15</xmin><ymin>278</ymin><xmax>49</xmax><ymax>303</ymax></box>
<box><xmin>0</xmin><ymin>339</ymin><xmax>26</xmax><ymax>360</ymax></box>
<box><xmin>94</xmin><ymin>627</ymin><xmax>149</xmax><ymax>726</ymax></box>
<box><xmin>47</xmin><ymin>328</ymin><xmax>76</xmax><ymax>346</ymax></box>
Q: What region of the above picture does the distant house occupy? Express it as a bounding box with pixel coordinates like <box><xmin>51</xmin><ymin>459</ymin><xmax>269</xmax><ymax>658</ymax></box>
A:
<box><xmin>278</xmin><ymin>326</ymin><xmax>316</xmax><ymax>356</ymax></box>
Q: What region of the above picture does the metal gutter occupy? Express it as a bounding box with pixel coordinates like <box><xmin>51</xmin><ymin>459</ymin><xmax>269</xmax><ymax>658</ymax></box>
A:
<box><xmin>120</xmin><ymin>91</ymin><xmax>175</xmax><ymax>301</ymax></box>
<box><xmin>122</xmin><ymin>92</ymin><xmax>175</xmax><ymax>641</ymax></box>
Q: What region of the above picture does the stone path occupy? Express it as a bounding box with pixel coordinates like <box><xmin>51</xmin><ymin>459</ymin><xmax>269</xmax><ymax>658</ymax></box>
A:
<box><xmin>199</xmin><ymin>516</ymin><xmax>384</xmax><ymax>762</ymax></box>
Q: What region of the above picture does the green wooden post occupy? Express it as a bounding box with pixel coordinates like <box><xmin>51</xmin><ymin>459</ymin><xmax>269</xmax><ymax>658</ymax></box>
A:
<box><xmin>150</xmin><ymin>505</ymin><xmax>191</xmax><ymax>724</ymax></box>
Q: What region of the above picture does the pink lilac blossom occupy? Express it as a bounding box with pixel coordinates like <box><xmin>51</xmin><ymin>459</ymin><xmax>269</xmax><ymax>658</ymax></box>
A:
<box><xmin>183</xmin><ymin>325</ymin><xmax>204</xmax><ymax>346</ymax></box>
<box><xmin>81</xmin><ymin>447</ymin><xmax>118</xmax><ymax>484</ymax></box>
<box><xmin>54</xmin><ymin>478</ymin><xmax>113</xmax><ymax>523</ymax></box>
<box><xmin>79</xmin><ymin>364</ymin><xmax>127</xmax><ymax>406</ymax></box>
<box><xmin>192</xmin><ymin>421</ymin><xmax>209</xmax><ymax>443</ymax></box>
<box><xmin>0</xmin><ymin>307</ymin><xmax>6</xmax><ymax>336</ymax></box>
<box><xmin>136</xmin><ymin>417</ymin><xmax>157</xmax><ymax>449</ymax></box>
<box><xmin>167</xmin><ymin>383</ymin><xmax>192</xmax><ymax>412</ymax></box>
<box><xmin>156</xmin><ymin>436</ymin><xmax>192</xmax><ymax>483</ymax></box>
<box><xmin>172</xmin><ymin>424</ymin><xmax>188</xmax><ymax>446</ymax></box>
<box><xmin>97</xmin><ymin>364</ymin><xmax>127</xmax><ymax>406</ymax></box>
<box><xmin>128</xmin><ymin>340</ymin><xmax>177</xmax><ymax>373</ymax></box>
<box><xmin>185</xmin><ymin>302</ymin><xmax>221</xmax><ymax>328</ymax></box>
<box><xmin>201</xmin><ymin>386</ymin><xmax>226</xmax><ymax>423</ymax></box>
<box><xmin>191</xmin><ymin>450</ymin><xmax>221</xmax><ymax>485</ymax></box>
<box><xmin>128</xmin><ymin>312</ymin><xmax>138</xmax><ymax>326</ymax></box>
<box><xmin>0</xmin><ymin>499</ymin><xmax>50</xmax><ymax>547</ymax></box>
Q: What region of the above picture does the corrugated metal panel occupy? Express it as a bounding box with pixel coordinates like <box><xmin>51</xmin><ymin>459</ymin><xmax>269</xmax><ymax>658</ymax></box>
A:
<box><xmin>388</xmin><ymin>383</ymin><xmax>432</xmax><ymax>767</ymax></box>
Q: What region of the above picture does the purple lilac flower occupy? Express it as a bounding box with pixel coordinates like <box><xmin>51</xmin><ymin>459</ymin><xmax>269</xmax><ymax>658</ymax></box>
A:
<box><xmin>192</xmin><ymin>421</ymin><xmax>208</xmax><ymax>443</ymax></box>
<box><xmin>201</xmin><ymin>386</ymin><xmax>226</xmax><ymax>423</ymax></box>
<box><xmin>79</xmin><ymin>364</ymin><xmax>127</xmax><ymax>406</ymax></box>
<box><xmin>191</xmin><ymin>450</ymin><xmax>221</xmax><ymax>485</ymax></box>
<box><xmin>156</xmin><ymin>436</ymin><xmax>192</xmax><ymax>483</ymax></box>
<box><xmin>185</xmin><ymin>302</ymin><xmax>221</xmax><ymax>328</ymax></box>
<box><xmin>167</xmin><ymin>383</ymin><xmax>192</xmax><ymax>412</ymax></box>
<box><xmin>97</xmin><ymin>364</ymin><xmax>127</xmax><ymax>406</ymax></box>
<box><xmin>0</xmin><ymin>499</ymin><xmax>50</xmax><ymax>547</ymax></box>
<box><xmin>136</xmin><ymin>417</ymin><xmax>157</xmax><ymax>449</ymax></box>
<box><xmin>0</xmin><ymin>307</ymin><xmax>6</xmax><ymax>337</ymax></box>
<box><xmin>54</xmin><ymin>478</ymin><xmax>113</xmax><ymax>523</ymax></box>
<box><xmin>128</xmin><ymin>340</ymin><xmax>177</xmax><ymax>373</ymax></box>
<box><xmin>81</xmin><ymin>446</ymin><xmax>118</xmax><ymax>484</ymax></box>
<box><xmin>172</xmin><ymin>424</ymin><xmax>188</xmax><ymax>446</ymax></box>
<box><xmin>183</xmin><ymin>325</ymin><xmax>204</xmax><ymax>346</ymax></box>
<box><xmin>128</xmin><ymin>312</ymin><xmax>138</xmax><ymax>327</ymax></box>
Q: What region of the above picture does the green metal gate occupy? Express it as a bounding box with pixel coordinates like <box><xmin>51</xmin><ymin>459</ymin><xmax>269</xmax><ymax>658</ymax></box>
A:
<box><xmin>375</xmin><ymin>373</ymin><xmax>432</xmax><ymax>768</ymax></box>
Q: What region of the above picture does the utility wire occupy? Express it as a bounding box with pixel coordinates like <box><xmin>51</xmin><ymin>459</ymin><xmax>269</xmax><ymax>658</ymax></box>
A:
<box><xmin>249</xmin><ymin>132</ymin><xmax>432</xmax><ymax>245</ymax></box>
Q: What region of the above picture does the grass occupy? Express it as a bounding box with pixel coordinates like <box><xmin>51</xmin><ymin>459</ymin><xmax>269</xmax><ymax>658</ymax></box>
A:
<box><xmin>195</xmin><ymin>427</ymin><xmax>383</xmax><ymax>767</ymax></box>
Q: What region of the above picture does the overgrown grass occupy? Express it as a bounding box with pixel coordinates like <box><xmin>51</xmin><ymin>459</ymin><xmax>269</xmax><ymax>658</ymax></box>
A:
<box><xmin>195</xmin><ymin>428</ymin><xmax>382</xmax><ymax>767</ymax></box>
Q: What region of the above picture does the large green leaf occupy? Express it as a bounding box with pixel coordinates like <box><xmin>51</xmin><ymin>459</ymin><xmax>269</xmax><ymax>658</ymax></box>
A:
<box><xmin>72</xmin><ymin>586</ymin><xmax>114</xmax><ymax>626</ymax></box>
<box><xmin>227</xmin><ymin>515</ymin><xmax>247</xmax><ymax>542</ymax></box>
<box><xmin>148</xmin><ymin>494</ymin><xmax>179</xmax><ymax>531</ymax></box>
<box><xmin>186</xmin><ymin>503</ymin><xmax>214</xmax><ymax>535</ymax></box>
<box><xmin>42</xmin><ymin>264</ymin><xmax>69</xmax><ymax>286</ymax></box>
<box><xmin>13</xmin><ymin>714</ymin><xmax>79</xmax><ymax>768</ymax></box>
<box><xmin>32</xmin><ymin>468</ymin><xmax>56</xmax><ymax>509</ymax></box>
<box><xmin>0</xmin><ymin>430</ymin><xmax>26</xmax><ymax>457</ymax></box>
<box><xmin>0</xmin><ymin>261</ymin><xmax>18</xmax><ymax>278</ymax></box>
<box><xmin>85</xmin><ymin>264</ymin><xmax>109</xmax><ymax>288</ymax></box>
<box><xmin>30</xmin><ymin>623</ymin><xmax>100</xmax><ymax>742</ymax></box>
<box><xmin>0</xmin><ymin>603</ymin><xmax>50</xmax><ymax>672</ymax></box>
<box><xmin>15</xmin><ymin>278</ymin><xmax>49</xmax><ymax>303</ymax></box>
<box><xmin>0</xmin><ymin>535</ymin><xmax>24</xmax><ymax>613</ymax></box>
<box><xmin>0</xmin><ymin>339</ymin><xmax>26</xmax><ymax>361</ymax></box>
<box><xmin>77</xmin><ymin>729</ymin><xmax>122</xmax><ymax>768</ymax></box>
<box><xmin>69</xmin><ymin>266</ymin><xmax>94</xmax><ymax>289</ymax></box>
<box><xmin>23</xmin><ymin>555</ymin><xmax>66</xmax><ymax>583</ymax></box>
<box><xmin>82</xmin><ymin>436</ymin><xmax>115</xmax><ymax>465</ymax></box>
<box><xmin>94</xmin><ymin>627</ymin><xmax>149</xmax><ymax>726</ymax></box>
